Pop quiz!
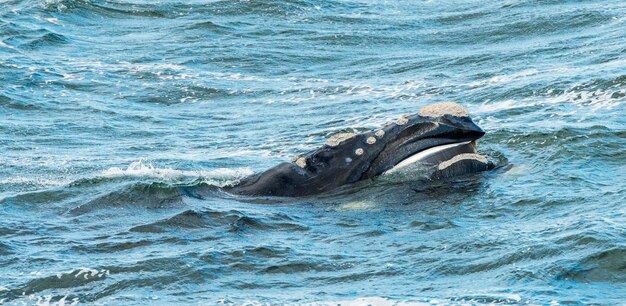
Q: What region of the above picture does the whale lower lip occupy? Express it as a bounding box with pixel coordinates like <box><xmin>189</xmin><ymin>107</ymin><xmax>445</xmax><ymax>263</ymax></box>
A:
<box><xmin>384</xmin><ymin>140</ymin><xmax>477</xmax><ymax>174</ymax></box>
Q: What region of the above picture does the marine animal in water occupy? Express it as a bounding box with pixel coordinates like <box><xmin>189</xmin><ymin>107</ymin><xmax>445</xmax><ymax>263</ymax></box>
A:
<box><xmin>225</xmin><ymin>102</ymin><xmax>494</xmax><ymax>197</ymax></box>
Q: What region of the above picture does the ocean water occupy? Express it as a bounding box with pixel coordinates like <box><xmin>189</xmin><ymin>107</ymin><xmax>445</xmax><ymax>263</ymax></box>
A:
<box><xmin>1</xmin><ymin>0</ymin><xmax>625</xmax><ymax>304</ymax></box>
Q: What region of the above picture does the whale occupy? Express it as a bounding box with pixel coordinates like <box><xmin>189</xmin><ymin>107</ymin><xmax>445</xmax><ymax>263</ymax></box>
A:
<box><xmin>225</xmin><ymin>102</ymin><xmax>494</xmax><ymax>197</ymax></box>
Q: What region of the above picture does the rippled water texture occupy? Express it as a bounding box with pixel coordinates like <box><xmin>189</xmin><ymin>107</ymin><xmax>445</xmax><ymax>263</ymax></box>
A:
<box><xmin>1</xmin><ymin>0</ymin><xmax>625</xmax><ymax>304</ymax></box>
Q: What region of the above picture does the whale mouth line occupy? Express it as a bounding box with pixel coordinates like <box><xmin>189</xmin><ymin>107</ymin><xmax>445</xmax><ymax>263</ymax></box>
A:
<box><xmin>385</xmin><ymin>140</ymin><xmax>477</xmax><ymax>174</ymax></box>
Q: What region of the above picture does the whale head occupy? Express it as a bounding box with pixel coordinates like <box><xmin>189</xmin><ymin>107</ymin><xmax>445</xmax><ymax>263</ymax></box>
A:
<box><xmin>227</xmin><ymin>102</ymin><xmax>489</xmax><ymax>197</ymax></box>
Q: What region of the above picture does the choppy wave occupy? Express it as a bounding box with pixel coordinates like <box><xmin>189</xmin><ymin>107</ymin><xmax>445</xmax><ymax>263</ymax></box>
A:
<box><xmin>43</xmin><ymin>0</ymin><xmax>173</xmax><ymax>17</ymax></box>
<box><xmin>128</xmin><ymin>208</ymin><xmax>310</xmax><ymax>234</ymax></box>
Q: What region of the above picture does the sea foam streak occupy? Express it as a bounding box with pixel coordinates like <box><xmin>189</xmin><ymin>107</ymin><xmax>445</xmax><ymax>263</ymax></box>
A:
<box><xmin>100</xmin><ymin>160</ymin><xmax>253</xmax><ymax>187</ymax></box>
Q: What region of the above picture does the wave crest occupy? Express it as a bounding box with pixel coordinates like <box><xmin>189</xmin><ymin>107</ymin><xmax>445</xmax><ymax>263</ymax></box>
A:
<box><xmin>100</xmin><ymin>160</ymin><xmax>252</xmax><ymax>187</ymax></box>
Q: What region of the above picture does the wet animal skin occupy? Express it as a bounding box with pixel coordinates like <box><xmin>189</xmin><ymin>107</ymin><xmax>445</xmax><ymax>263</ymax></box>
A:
<box><xmin>225</xmin><ymin>102</ymin><xmax>494</xmax><ymax>197</ymax></box>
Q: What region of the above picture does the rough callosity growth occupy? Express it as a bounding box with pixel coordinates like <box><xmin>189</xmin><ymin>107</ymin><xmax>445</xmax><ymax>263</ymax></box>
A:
<box><xmin>295</xmin><ymin>157</ymin><xmax>307</xmax><ymax>168</ymax></box>
<box><xmin>396</xmin><ymin>114</ymin><xmax>409</xmax><ymax>125</ymax></box>
<box><xmin>326</xmin><ymin>132</ymin><xmax>356</xmax><ymax>147</ymax></box>
<box><xmin>437</xmin><ymin>153</ymin><xmax>488</xmax><ymax>170</ymax></box>
<box><xmin>419</xmin><ymin>101</ymin><xmax>469</xmax><ymax>118</ymax></box>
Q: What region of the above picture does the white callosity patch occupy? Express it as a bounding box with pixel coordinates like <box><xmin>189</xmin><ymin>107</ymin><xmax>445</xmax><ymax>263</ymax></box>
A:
<box><xmin>437</xmin><ymin>153</ymin><xmax>488</xmax><ymax>170</ymax></box>
<box><xmin>375</xmin><ymin>130</ymin><xmax>385</xmax><ymax>137</ymax></box>
<box><xmin>326</xmin><ymin>132</ymin><xmax>356</xmax><ymax>147</ymax></box>
<box><xmin>355</xmin><ymin>148</ymin><xmax>364</xmax><ymax>156</ymax></box>
<box><xmin>419</xmin><ymin>101</ymin><xmax>469</xmax><ymax>118</ymax></box>
<box><xmin>366</xmin><ymin>136</ymin><xmax>376</xmax><ymax>144</ymax></box>
<box><xmin>295</xmin><ymin>157</ymin><xmax>307</xmax><ymax>168</ymax></box>
<box><xmin>396</xmin><ymin>114</ymin><xmax>409</xmax><ymax>125</ymax></box>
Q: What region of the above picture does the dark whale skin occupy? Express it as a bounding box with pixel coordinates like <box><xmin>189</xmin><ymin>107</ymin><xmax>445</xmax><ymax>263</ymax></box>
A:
<box><xmin>225</xmin><ymin>113</ymin><xmax>490</xmax><ymax>197</ymax></box>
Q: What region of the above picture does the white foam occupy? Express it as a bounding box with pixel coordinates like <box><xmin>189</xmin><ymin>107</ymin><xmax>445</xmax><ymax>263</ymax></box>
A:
<box><xmin>227</xmin><ymin>73</ymin><xmax>270</xmax><ymax>81</ymax></box>
<box><xmin>475</xmin><ymin>87</ymin><xmax>623</xmax><ymax>129</ymax></box>
<box><xmin>476</xmin><ymin>99</ymin><xmax>520</xmax><ymax>113</ymax></box>
<box><xmin>42</xmin><ymin>0</ymin><xmax>69</xmax><ymax>11</ymax></box>
<box><xmin>468</xmin><ymin>69</ymin><xmax>539</xmax><ymax>88</ymax></box>
<box><xmin>309</xmin><ymin>297</ymin><xmax>402</xmax><ymax>306</ymax></box>
<box><xmin>0</xmin><ymin>176</ymin><xmax>71</xmax><ymax>188</ymax></box>
<box><xmin>336</xmin><ymin>200</ymin><xmax>375</xmax><ymax>211</ymax></box>
<box><xmin>119</xmin><ymin>62</ymin><xmax>185</xmax><ymax>73</ymax></box>
<box><xmin>8</xmin><ymin>293</ymin><xmax>79</xmax><ymax>306</ymax></box>
<box><xmin>266</xmin><ymin>78</ymin><xmax>431</xmax><ymax>104</ymax></box>
<box><xmin>303</xmin><ymin>295</ymin><xmax>524</xmax><ymax>305</ymax></box>
<box><xmin>74</xmin><ymin>267</ymin><xmax>102</xmax><ymax>279</ymax></box>
<box><xmin>100</xmin><ymin>160</ymin><xmax>253</xmax><ymax>187</ymax></box>
<box><xmin>0</xmin><ymin>40</ymin><xmax>15</xmax><ymax>50</ymax></box>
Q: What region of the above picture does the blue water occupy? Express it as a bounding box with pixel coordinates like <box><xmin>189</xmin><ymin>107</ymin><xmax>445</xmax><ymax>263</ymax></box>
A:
<box><xmin>1</xmin><ymin>0</ymin><xmax>625</xmax><ymax>304</ymax></box>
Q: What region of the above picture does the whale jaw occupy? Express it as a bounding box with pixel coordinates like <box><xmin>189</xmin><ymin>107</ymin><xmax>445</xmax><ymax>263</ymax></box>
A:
<box><xmin>384</xmin><ymin>141</ymin><xmax>477</xmax><ymax>174</ymax></box>
<box><xmin>383</xmin><ymin>140</ymin><xmax>494</xmax><ymax>180</ymax></box>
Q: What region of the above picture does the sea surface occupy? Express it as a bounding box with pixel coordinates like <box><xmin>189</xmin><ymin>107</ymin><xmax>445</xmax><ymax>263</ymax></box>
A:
<box><xmin>1</xmin><ymin>0</ymin><xmax>625</xmax><ymax>304</ymax></box>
